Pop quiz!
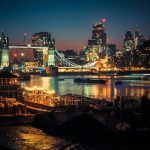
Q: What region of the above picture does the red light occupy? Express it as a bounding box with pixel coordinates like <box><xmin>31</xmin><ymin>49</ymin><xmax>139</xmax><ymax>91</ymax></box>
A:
<box><xmin>101</xmin><ymin>18</ymin><xmax>106</xmax><ymax>23</ymax></box>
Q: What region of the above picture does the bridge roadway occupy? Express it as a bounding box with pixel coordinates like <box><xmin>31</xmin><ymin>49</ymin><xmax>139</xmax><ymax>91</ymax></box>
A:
<box><xmin>9</xmin><ymin>44</ymin><xmax>97</xmax><ymax>68</ymax></box>
<box><xmin>9</xmin><ymin>45</ymin><xmax>48</xmax><ymax>49</ymax></box>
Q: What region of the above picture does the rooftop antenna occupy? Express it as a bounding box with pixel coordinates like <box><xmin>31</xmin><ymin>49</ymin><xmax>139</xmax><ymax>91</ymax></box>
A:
<box><xmin>23</xmin><ymin>33</ymin><xmax>27</xmax><ymax>45</ymax></box>
<box><xmin>135</xmin><ymin>24</ymin><xmax>139</xmax><ymax>31</ymax></box>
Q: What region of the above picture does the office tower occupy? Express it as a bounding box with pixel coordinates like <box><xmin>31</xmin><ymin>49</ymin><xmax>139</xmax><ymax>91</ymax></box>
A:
<box><xmin>86</xmin><ymin>18</ymin><xmax>107</xmax><ymax>61</ymax></box>
<box><xmin>123</xmin><ymin>31</ymin><xmax>134</xmax><ymax>52</ymax></box>
<box><xmin>108</xmin><ymin>44</ymin><xmax>116</xmax><ymax>58</ymax></box>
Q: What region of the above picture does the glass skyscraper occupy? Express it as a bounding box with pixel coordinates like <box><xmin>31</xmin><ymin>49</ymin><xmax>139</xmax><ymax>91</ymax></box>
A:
<box><xmin>86</xmin><ymin>19</ymin><xmax>107</xmax><ymax>61</ymax></box>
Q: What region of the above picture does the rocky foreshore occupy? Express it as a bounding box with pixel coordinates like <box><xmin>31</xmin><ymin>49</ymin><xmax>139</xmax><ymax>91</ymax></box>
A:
<box><xmin>0</xmin><ymin>114</ymin><xmax>34</xmax><ymax>126</ymax></box>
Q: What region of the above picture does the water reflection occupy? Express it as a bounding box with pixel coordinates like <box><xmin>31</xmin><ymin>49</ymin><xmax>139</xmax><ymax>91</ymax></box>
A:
<box><xmin>24</xmin><ymin>75</ymin><xmax>150</xmax><ymax>101</ymax></box>
<box><xmin>0</xmin><ymin>126</ymin><xmax>70</xmax><ymax>149</ymax></box>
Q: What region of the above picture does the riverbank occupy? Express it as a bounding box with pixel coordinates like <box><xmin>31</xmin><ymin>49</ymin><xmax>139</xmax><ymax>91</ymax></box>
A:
<box><xmin>33</xmin><ymin>112</ymin><xmax>150</xmax><ymax>150</ymax></box>
<box><xmin>58</xmin><ymin>69</ymin><xmax>150</xmax><ymax>76</ymax></box>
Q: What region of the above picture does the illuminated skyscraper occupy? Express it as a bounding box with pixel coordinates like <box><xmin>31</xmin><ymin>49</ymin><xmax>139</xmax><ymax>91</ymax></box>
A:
<box><xmin>86</xmin><ymin>18</ymin><xmax>107</xmax><ymax>61</ymax></box>
<box><xmin>0</xmin><ymin>32</ymin><xmax>9</xmax><ymax>68</ymax></box>
<box><xmin>123</xmin><ymin>31</ymin><xmax>134</xmax><ymax>52</ymax></box>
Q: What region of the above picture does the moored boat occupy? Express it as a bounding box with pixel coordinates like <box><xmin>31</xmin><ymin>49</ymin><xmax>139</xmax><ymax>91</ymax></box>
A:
<box><xmin>74</xmin><ymin>78</ymin><xmax>106</xmax><ymax>84</ymax></box>
<box><xmin>58</xmin><ymin>78</ymin><xmax>64</xmax><ymax>81</ymax></box>
<box><xmin>115</xmin><ymin>81</ymin><xmax>122</xmax><ymax>85</ymax></box>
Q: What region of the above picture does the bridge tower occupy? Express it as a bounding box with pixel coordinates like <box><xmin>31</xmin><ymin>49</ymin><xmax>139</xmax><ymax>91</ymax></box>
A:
<box><xmin>47</xmin><ymin>34</ymin><xmax>55</xmax><ymax>66</ymax></box>
<box><xmin>0</xmin><ymin>32</ymin><xmax>9</xmax><ymax>68</ymax></box>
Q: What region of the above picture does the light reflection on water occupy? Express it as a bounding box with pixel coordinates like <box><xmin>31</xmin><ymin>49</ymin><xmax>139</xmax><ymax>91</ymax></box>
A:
<box><xmin>24</xmin><ymin>75</ymin><xmax>150</xmax><ymax>100</ymax></box>
<box><xmin>0</xmin><ymin>126</ymin><xmax>70</xmax><ymax>149</ymax></box>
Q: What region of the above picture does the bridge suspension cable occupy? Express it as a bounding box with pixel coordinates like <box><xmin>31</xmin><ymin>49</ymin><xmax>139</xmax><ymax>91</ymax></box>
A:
<box><xmin>55</xmin><ymin>50</ymin><xmax>81</xmax><ymax>67</ymax></box>
<box><xmin>55</xmin><ymin>50</ymin><xmax>97</xmax><ymax>68</ymax></box>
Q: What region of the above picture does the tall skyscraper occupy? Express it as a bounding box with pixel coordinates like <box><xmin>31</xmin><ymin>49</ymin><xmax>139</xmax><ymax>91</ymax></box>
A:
<box><xmin>86</xmin><ymin>18</ymin><xmax>107</xmax><ymax>61</ymax></box>
<box><xmin>123</xmin><ymin>31</ymin><xmax>134</xmax><ymax>52</ymax></box>
<box><xmin>0</xmin><ymin>32</ymin><xmax>9</xmax><ymax>68</ymax></box>
<box><xmin>134</xmin><ymin>31</ymin><xmax>144</xmax><ymax>49</ymax></box>
<box><xmin>108</xmin><ymin>44</ymin><xmax>116</xmax><ymax>58</ymax></box>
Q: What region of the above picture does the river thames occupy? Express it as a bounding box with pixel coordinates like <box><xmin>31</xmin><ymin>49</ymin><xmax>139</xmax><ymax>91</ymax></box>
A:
<box><xmin>24</xmin><ymin>74</ymin><xmax>150</xmax><ymax>100</ymax></box>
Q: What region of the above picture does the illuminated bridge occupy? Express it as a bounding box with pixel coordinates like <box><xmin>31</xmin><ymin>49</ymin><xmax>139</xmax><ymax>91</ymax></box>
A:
<box><xmin>9</xmin><ymin>45</ymin><xmax>98</xmax><ymax>70</ymax></box>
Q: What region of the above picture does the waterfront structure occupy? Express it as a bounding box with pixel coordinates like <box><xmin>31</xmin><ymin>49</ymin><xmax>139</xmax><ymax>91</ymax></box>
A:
<box><xmin>0</xmin><ymin>70</ymin><xmax>22</xmax><ymax>100</ymax></box>
<box><xmin>123</xmin><ymin>31</ymin><xmax>134</xmax><ymax>52</ymax></box>
<box><xmin>86</xmin><ymin>18</ymin><xmax>107</xmax><ymax>61</ymax></box>
<box><xmin>0</xmin><ymin>32</ymin><xmax>9</xmax><ymax>68</ymax></box>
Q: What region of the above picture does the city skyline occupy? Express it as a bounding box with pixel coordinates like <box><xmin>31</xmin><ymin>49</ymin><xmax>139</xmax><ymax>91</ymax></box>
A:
<box><xmin>0</xmin><ymin>0</ymin><xmax>150</xmax><ymax>51</ymax></box>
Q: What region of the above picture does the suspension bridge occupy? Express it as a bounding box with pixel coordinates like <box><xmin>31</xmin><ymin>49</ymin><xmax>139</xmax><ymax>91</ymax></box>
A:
<box><xmin>9</xmin><ymin>44</ymin><xmax>98</xmax><ymax>70</ymax></box>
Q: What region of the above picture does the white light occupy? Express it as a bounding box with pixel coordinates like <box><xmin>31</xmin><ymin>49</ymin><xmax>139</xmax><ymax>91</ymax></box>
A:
<box><xmin>21</xmin><ymin>53</ymin><xmax>24</xmax><ymax>56</ymax></box>
<box><xmin>27</xmin><ymin>44</ymin><xmax>31</xmax><ymax>48</ymax></box>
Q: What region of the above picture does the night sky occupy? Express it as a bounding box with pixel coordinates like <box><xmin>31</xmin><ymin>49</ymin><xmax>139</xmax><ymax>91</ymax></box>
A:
<box><xmin>0</xmin><ymin>0</ymin><xmax>150</xmax><ymax>51</ymax></box>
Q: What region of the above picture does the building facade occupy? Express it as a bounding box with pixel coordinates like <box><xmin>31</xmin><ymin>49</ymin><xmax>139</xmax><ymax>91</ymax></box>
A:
<box><xmin>108</xmin><ymin>44</ymin><xmax>116</xmax><ymax>58</ymax></box>
<box><xmin>123</xmin><ymin>31</ymin><xmax>134</xmax><ymax>52</ymax></box>
<box><xmin>0</xmin><ymin>70</ymin><xmax>22</xmax><ymax>100</ymax></box>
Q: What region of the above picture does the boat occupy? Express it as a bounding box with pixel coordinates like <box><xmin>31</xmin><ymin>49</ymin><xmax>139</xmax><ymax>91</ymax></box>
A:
<box><xmin>74</xmin><ymin>78</ymin><xmax>106</xmax><ymax>84</ymax></box>
<box><xmin>74</xmin><ymin>78</ymin><xmax>85</xmax><ymax>83</ymax></box>
<box><xmin>58</xmin><ymin>78</ymin><xmax>64</xmax><ymax>81</ymax></box>
<box><xmin>87</xmin><ymin>79</ymin><xmax>106</xmax><ymax>84</ymax></box>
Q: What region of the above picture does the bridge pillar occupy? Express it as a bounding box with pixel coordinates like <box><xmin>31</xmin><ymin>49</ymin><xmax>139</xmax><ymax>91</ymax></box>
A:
<box><xmin>0</xmin><ymin>32</ymin><xmax>9</xmax><ymax>68</ymax></box>
<box><xmin>42</xmin><ymin>48</ymin><xmax>48</xmax><ymax>67</ymax></box>
<box><xmin>48</xmin><ymin>48</ymin><xmax>55</xmax><ymax>66</ymax></box>
<box><xmin>47</xmin><ymin>37</ymin><xmax>55</xmax><ymax>66</ymax></box>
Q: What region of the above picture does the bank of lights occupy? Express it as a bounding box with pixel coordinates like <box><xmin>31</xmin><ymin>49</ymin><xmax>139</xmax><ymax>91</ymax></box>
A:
<box><xmin>25</xmin><ymin>86</ymin><xmax>55</xmax><ymax>94</ymax></box>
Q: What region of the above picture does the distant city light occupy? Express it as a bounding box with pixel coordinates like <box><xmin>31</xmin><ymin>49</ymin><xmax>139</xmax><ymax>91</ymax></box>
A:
<box><xmin>14</xmin><ymin>53</ymin><xmax>17</xmax><ymax>57</ymax></box>
<box><xmin>21</xmin><ymin>52</ymin><xmax>24</xmax><ymax>57</ymax></box>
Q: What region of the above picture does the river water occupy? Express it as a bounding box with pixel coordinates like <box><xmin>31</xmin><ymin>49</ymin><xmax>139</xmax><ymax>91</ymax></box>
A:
<box><xmin>0</xmin><ymin>126</ymin><xmax>72</xmax><ymax>150</ymax></box>
<box><xmin>1</xmin><ymin>74</ymin><xmax>150</xmax><ymax>149</ymax></box>
<box><xmin>24</xmin><ymin>74</ymin><xmax>150</xmax><ymax>101</ymax></box>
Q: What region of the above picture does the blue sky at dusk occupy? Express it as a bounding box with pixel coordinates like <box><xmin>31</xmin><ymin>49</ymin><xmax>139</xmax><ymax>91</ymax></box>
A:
<box><xmin>0</xmin><ymin>0</ymin><xmax>150</xmax><ymax>51</ymax></box>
